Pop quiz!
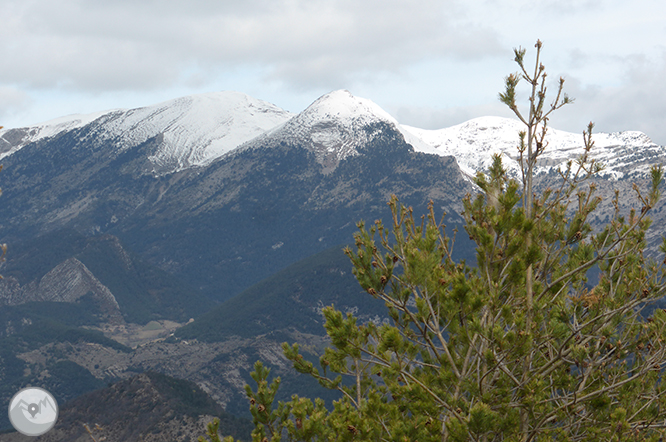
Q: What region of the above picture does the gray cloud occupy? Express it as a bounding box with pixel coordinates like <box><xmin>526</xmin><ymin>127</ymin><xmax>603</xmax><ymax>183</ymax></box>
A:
<box><xmin>2</xmin><ymin>0</ymin><xmax>665</xmax><ymax>143</ymax></box>
<box><xmin>394</xmin><ymin>46</ymin><xmax>666</xmax><ymax>147</ymax></box>
<box><xmin>0</xmin><ymin>0</ymin><xmax>504</xmax><ymax>93</ymax></box>
<box><xmin>543</xmin><ymin>51</ymin><xmax>666</xmax><ymax>145</ymax></box>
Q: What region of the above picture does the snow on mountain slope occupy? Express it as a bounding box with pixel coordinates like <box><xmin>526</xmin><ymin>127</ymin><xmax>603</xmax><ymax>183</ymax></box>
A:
<box><xmin>241</xmin><ymin>90</ymin><xmax>424</xmax><ymax>172</ymax></box>
<box><xmin>0</xmin><ymin>110</ymin><xmax>113</xmax><ymax>160</ymax></box>
<box><xmin>401</xmin><ymin>116</ymin><xmax>660</xmax><ymax>180</ymax></box>
<box><xmin>96</xmin><ymin>92</ymin><xmax>294</xmax><ymax>171</ymax></box>
<box><xmin>0</xmin><ymin>92</ymin><xmax>294</xmax><ymax>172</ymax></box>
<box><xmin>2</xmin><ymin>90</ymin><xmax>661</xmax><ymax>180</ymax></box>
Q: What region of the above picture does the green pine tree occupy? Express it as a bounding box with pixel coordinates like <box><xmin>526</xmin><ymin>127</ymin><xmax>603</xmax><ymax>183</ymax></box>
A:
<box><xmin>206</xmin><ymin>41</ymin><xmax>666</xmax><ymax>442</ymax></box>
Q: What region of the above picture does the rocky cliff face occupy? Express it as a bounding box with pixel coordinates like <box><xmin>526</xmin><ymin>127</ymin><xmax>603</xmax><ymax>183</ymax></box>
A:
<box><xmin>0</xmin><ymin>257</ymin><xmax>123</xmax><ymax>323</ymax></box>
<box><xmin>0</xmin><ymin>231</ymin><xmax>213</xmax><ymax>326</ymax></box>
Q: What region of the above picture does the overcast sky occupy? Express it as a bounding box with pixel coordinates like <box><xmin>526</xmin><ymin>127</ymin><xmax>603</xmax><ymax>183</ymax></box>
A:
<box><xmin>1</xmin><ymin>0</ymin><xmax>665</xmax><ymax>143</ymax></box>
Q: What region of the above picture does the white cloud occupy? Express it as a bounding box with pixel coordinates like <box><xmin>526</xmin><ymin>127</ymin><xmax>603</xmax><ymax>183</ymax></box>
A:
<box><xmin>550</xmin><ymin>50</ymin><xmax>666</xmax><ymax>144</ymax></box>
<box><xmin>392</xmin><ymin>44</ymin><xmax>666</xmax><ymax>145</ymax></box>
<box><xmin>0</xmin><ymin>0</ymin><xmax>503</xmax><ymax>93</ymax></box>
<box><xmin>0</xmin><ymin>0</ymin><xmax>665</xmax><ymax>143</ymax></box>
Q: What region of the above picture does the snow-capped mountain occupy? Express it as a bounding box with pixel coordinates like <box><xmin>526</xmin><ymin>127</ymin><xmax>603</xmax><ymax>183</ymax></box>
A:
<box><xmin>1</xmin><ymin>89</ymin><xmax>665</xmax><ymax>427</ymax></box>
<box><xmin>0</xmin><ymin>110</ymin><xmax>112</xmax><ymax>160</ymax></box>
<box><xmin>0</xmin><ymin>89</ymin><xmax>474</xmax><ymax>302</ymax></box>
<box><xmin>402</xmin><ymin>116</ymin><xmax>659</xmax><ymax>180</ymax></box>
<box><xmin>239</xmin><ymin>89</ymin><xmax>421</xmax><ymax>172</ymax></box>
<box><xmin>2</xmin><ymin>89</ymin><xmax>660</xmax><ymax>181</ymax></box>
<box><xmin>0</xmin><ymin>91</ymin><xmax>294</xmax><ymax>172</ymax></box>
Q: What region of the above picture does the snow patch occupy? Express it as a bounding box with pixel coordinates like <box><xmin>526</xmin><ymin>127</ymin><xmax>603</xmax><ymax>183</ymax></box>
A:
<box><xmin>0</xmin><ymin>92</ymin><xmax>294</xmax><ymax>172</ymax></box>
<box><xmin>241</xmin><ymin>90</ymin><xmax>406</xmax><ymax>171</ymax></box>
<box><xmin>1</xmin><ymin>90</ymin><xmax>662</xmax><ymax>181</ymax></box>
<box><xmin>402</xmin><ymin>116</ymin><xmax>661</xmax><ymax>180</ymax></box>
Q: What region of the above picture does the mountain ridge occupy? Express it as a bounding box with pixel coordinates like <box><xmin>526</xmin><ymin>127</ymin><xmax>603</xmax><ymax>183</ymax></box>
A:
<box><xmin>402</xmin><ymin>116</ymin><xmax>660</xmax><ymax>180</ymax></box>
<box><xmin>0</xmin><ymin>88</ymin><xmax>664</xmax><ymax>436</ymax></box>
<box><xmin>238</xmin><ymin>90</ymin><xmax>407</xmax><ymax>173</ymax></box>
<box><xmin>2</xmin><ymin>89</ymin><xmax>659</xmax><ymax>180</ymax></box>
<box><xmin>0</xmin><ymin>88</ymin><xmax>663</xmax><ymax>303</ymax></box>
<box><xmin>0</xmin><ymin>91</ymin><xmax>294</xmax><ymax>175</ymax></box>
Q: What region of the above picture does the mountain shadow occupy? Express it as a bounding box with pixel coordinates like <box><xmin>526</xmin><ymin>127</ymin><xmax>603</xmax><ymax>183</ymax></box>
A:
<box><xmin>176</xmin><ymin>244</ymin><xmax>386</xmax><ymax>341</ymax></box>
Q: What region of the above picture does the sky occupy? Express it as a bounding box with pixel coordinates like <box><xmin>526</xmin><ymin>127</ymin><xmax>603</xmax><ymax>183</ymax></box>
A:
<box><xmin>1</xmin><ymin>0</ymin><xmax>665</xmax><ymax>144</ymax></box>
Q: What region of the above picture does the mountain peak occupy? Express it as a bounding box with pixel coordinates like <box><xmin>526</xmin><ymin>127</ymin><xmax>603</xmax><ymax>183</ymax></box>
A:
<box><xmin>2</xmin><ymin>90</ymin><xmax>661</xmax><ymax>180</ymax></box>
<box><xmin>402</xmin><ymin>116</ymin><xmax>660</xmax><ymax>179</ymax></box>
<box><xmin>96</xmin><ymin>91</ymin><xmax>294</xmax><ymax>172</ymax></box>
<box><xmin>301</xmin><ymin>89</ymin><xmax>398</xmax><ymax>124</ymax></box>
<box><xmin>0</xmin><ymin>91</ymin><xmax>294</xmax><ymax>174</ymax></box>
<box><xmin>243</xmin><ymin>89</ymin><xmax>403</xmax><ymax>172</ymax></box>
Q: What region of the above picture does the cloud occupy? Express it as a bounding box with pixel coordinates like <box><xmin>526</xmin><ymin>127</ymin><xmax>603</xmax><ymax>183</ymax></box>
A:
<box><xmin>3</xmin><ymin>0</ymin><xmax>664</xmax><ymax>142</ymax></box>
<box><xmin>392</xmin><ymin>46</ymin><xmax>666</xmax><ymax>147</ymax></box>
<box><xmin>542</xmin><ymin>50</ymin><xmax>666</xmax><ymax>144</ymax></box>
<box><xmin>0</xmin><ymin>0</ymin><xmax>504</xmax><ymax>93</ymax></box>
<box><xmin>0</xmin><ymin>86</ymin><xmax>31</xmax><ymax>122</ymax></box>
<box><xmin>393</xmin><ymin>102</ymin><xmax>514</xmax><ymax>130</ymax></box>
<box><xmin>596</xmin><ymin>54</ymin><xmax>666</xmax><ymax>144</ymax></box>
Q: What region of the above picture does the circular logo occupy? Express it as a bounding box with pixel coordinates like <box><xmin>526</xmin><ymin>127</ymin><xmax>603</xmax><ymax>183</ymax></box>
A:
<box><xmin>8</xmin><ymin>387</ymin><xmax>59</xmax><ymax>436</ymax></box>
